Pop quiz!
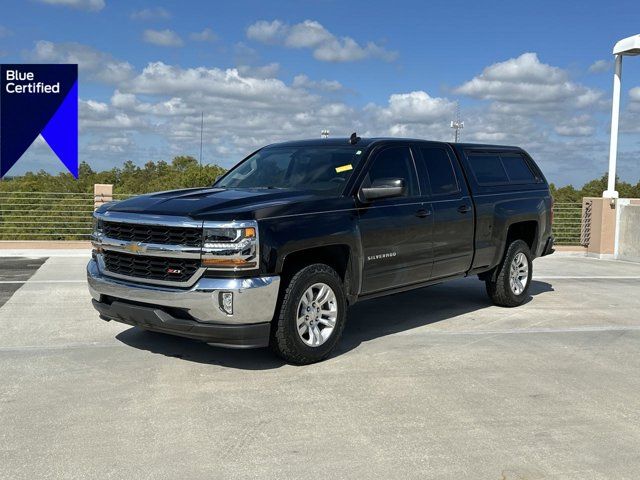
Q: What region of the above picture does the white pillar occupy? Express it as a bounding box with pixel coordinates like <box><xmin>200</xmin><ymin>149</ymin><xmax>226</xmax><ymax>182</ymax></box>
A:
<box><xmin>603</xmin><ymin>54</ymin><xmax>623</xmax><ymax>198</ymax></box>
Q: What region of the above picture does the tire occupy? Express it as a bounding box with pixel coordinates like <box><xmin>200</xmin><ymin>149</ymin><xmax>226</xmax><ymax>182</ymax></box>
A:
<box><xmin>485</xmin><ymin>239</ymin><xmax>533</xmax><ymax>307</ymax></box>
<box><xmin>271</xmin><ymin>264</ymin><xmax>347</xmax><ymax>365</ymax></box>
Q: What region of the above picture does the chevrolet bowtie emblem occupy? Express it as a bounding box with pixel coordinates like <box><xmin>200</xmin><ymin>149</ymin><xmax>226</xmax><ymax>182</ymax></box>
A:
<box><xmin>124</xmin><ymin>242</ymin><xmax>146</xmax><ymax>254</ymax></box>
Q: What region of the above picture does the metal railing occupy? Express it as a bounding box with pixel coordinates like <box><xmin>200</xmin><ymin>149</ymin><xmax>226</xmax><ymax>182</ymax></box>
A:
<box><xmin>1</xmin><ymin>192</ymin><xmax>585</xmax><ymax>245</ymax></box>
<box><xmin>553</xmin><ymin>202</ymin><xmax>583</xmax><ymax>246</ymax></box>
<box><xmin>0</xmin><ymin>191</ymin><xmax>132</xmax><ymax>240</ymax></box>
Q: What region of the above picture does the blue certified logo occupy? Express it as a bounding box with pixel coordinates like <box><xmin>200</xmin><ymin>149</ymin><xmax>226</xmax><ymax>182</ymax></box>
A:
<box><xmin>0</xmin><ymin>64</ymin><xmax>78</xmax><ymax>178</ymax></box>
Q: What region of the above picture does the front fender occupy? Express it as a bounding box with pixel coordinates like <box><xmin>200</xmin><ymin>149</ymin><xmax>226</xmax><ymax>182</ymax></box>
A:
<box><xmin>259</xmin><ymin>208</ymin><xmax>362</xmax><ymax>297</ymax></box>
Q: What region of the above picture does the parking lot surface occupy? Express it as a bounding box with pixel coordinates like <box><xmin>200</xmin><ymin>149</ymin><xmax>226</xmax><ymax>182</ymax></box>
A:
<box><xmin>0</xmin><ymin>257</ymin><xmax>46</xmax><ymax>308</ymax></box>
<box><xmin>1</xmin><ymin>252</ymin><xmax>640</xmax><ymax>479</ymax></box>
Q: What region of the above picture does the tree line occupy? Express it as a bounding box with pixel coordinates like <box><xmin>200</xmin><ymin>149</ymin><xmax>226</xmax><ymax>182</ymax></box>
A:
<box><xmin>0</xmin><ymin>156</ymin><xmax>227</xmax><ymax>195</ymax></box>
<box><xmin>550</xmin><ymin>175</ymin><xmax>640</xmax><ymax>203</ymax></box>
<box><xmin>1</xmin><ymin>156</ymin><xmax>638</xmax><ymax>202</ymax></box>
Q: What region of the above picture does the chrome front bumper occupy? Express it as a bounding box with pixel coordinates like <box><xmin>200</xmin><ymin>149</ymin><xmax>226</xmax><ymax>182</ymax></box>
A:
<box><xmin>87</xmin><ymin>259</ymin><xmax>280</xmax><ymax>326</ymax></box>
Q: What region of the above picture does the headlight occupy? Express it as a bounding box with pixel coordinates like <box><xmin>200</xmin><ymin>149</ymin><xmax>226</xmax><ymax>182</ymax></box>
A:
<box><xmin>92</xmin><ymin>217</ymin><xmax>104</xmax><ymax>235</ymax></box>
<box><xmin>201</xmin><ymin>221</ymin><xmax>258</xmax><ymax>270</ymax></box>
<box><xmin>91</xmin><ymin>217</ymin><xmax>104</xmax><ymax>254</ymax></box>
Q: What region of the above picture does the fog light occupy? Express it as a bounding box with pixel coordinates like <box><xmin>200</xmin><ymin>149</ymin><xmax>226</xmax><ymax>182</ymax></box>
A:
<box><xmin>219</xmin><ymin>292</ymin><xmax>233</xmax><ymax>315</ymax></box>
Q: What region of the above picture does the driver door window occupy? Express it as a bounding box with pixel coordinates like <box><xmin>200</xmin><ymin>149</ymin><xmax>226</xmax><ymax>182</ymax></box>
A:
<box><xmin>362</xmin><ymin>146</ymin><xmax>418</xmax><ymax>197</ymax></box>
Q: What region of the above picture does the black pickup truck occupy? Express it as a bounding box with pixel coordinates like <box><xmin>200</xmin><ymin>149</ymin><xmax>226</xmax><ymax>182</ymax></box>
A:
<box><xmin>88</xmin><ymin>136</ymin><xmax>554</xmax><ymax>364</ymax></box>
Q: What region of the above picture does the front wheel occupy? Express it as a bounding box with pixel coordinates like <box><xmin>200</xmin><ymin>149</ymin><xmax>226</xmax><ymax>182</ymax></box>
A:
<box><xmin>485</xmin><ymin>240</ymin><xmax>533</xmax><ymax>307</ymax></box>
<box><xmin>270</xmin><ymin>264</ymin><xmax>347</xmax><ymax>365</ymax></box>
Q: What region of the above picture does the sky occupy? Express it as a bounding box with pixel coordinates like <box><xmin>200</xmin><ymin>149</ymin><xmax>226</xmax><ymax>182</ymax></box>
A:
<box><xmin>1</xmin><ymin>0</ymin><xmax>640</xmax><ymax>186</ymax></box>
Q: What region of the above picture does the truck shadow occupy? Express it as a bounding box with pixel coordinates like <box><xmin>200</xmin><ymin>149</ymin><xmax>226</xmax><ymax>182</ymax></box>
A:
<box><xmin>116</xmin><ymin>327</ymin><xmax>286</xmax><ymax>370</ymax></box>
<box><xmin>336</xmin><ymin>279</ymin><xmax>554</xmax><ymax>356</ymax></box>
<box><xmin>115</xmin><ymin>278</ymin><xmax>553</xmax><ymax>370</ymax></box>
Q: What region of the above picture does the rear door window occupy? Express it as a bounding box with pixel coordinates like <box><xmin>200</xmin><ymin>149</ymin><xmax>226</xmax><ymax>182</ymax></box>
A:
<box><xmin>467</xmin><ymin>153</ymin><xmax>509</xmax><ymax>185</ymax></box>
<box><xmin>418</xmin><ymin>147</ymin><xmax>460</xmax><ymax>196</ymax></box>
<box><xmin>500</xmin><ymin>154</ymin><xmax>537</xmax><ymax>183</ymax></box>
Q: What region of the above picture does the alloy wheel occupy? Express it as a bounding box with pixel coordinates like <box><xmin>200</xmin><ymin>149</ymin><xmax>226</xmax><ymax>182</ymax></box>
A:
<box><xmin>296</xmin><ymin>283</ymin><xmax>338</xmax><ymax>347</ymax></box>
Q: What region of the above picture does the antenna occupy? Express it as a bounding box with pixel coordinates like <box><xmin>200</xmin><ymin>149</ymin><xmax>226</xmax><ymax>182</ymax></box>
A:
<box><xmin>321</xmin><ymin>129</ymin><xmax>330</xmax><ymax>139</ymax></box>
<box><xmin>450</xmin><ymin>102</ymin><xmax>464</xmax><ymax>143</ymax></box>
<box><xmin>199</xmin><ymin>111</ymin><xmax>204</xmax><ymax>182</ymax></box>
<box><xmin>349</xmin><ymin>132</ymin><xmax>361</xmax><ymax>145</ymax></box>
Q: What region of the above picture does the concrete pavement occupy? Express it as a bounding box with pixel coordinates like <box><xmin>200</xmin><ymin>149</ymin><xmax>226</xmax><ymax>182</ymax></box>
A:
<box><xmin>0</xmin><ymin>257</ymin><xmax>46</xmax><ymax>308</ymax></box>
<box><xmin>1</xmin><ymin>253</ymin><xmax>640</xmax><ymax>479</ymax></box>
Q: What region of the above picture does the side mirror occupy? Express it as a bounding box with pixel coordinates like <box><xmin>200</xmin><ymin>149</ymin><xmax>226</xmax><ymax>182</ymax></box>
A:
<box><xmin>359</xmin><ymin>178</ymin><xmax>405</xmax><ymax>202</ymax></box>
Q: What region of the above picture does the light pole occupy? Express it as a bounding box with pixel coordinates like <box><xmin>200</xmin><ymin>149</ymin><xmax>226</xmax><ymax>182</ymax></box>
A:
<box><xmin>603</xmin><ymin>34</ymin><xmax>640</xmax><ymax>198</ymax></box>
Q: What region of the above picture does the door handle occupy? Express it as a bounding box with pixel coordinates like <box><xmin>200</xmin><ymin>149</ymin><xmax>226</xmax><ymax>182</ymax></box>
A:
<box><xmin>457</xmin><ymin>205</ymin><xmax>471</xmax><ymax>214</ymax></box>
<box><xmin>415</xmin><ymin>209</ymin><xmax>432</xmax><ymax>218</ymax></box>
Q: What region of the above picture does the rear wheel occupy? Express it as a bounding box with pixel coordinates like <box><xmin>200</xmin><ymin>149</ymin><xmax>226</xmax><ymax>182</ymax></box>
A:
<box><xmin>485</xmin><ymin>239</ymin><xmax>533</xmax><ymax>307</ymax></box>
<box><xmin>270</xmin><ymin>264</ymin><xmax>347</xmax><ymax>365</ymax></box>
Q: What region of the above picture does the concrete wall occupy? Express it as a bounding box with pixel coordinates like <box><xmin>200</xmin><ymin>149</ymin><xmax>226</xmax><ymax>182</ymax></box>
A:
<box><xmin>583</xmin><ymin>197</ymin><xmax>617</xmax><ymax>259</ymax></box>
<box><xmin>616</xmin><ymin>199</ymin><xmax>640</xmax><ymax>263</ymax></box>
<box><xmin>94</xmin><ymin>184</ymin><xmax>113</xmax><ymax>210</ymax></box>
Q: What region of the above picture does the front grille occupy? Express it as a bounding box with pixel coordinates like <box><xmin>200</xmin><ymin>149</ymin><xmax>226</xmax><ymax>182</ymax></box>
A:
<box><xmin>103</xmin><ymin>221</ymin><xmax>202</xmax><ymax>247</ymax></box>
<box><xmin>103</xmin><ymin>250</ymin><xmax>200</xmax><ymax>283</ymax></box>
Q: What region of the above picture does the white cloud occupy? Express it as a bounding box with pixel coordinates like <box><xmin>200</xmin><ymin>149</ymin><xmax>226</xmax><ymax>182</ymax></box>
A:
<box><xmin>554</xmin><ymin>114</ymin><xmax>595</xmax><ymax>137</ymax></box>
<box><xmin>190</xmin><ymin>28</ymin><xmax>217</xmax><ymax>42</ymax></box>
<box><xmin>555</xmin><ymin>125</ymin><xmax>595</xmax><ymax>137</ymax></box>
<box><xmin>462</xmin><ymin>110</ymin><xmax>534</xmax><ymax>144</ymax></box>
<box><xmin>0</xmin><ymin>25</ymin><xmax>12</xmax><ymax>38</ymax></box>
<box><xmin>237</xmin><ymin>63</ymin><xmax>280</xmax><ymax>79</ymax></box>
<box><xmin>110</xmin><ymin>90</ymin><xmax>137</xmax><ymax>109</ymax></box>
<box><xmin>87</xmin><ymin>135</ymin><xmax>134</xmax><ymax>153</ymax></box>
<box><xmin>80</xmin><ymin>99</ymin><xmax>146</xmax><ymax>130</ymax></box>
<box><xmin>83</xmin><ymin>99</ymin><xmax>109</xmax><ymax>114</ymax></box>
<box><xmin>110</xmin><ymin>90</ymin><xmax>194</xmax><ymax>117</ymax></box>
<box><xmin>246</xmin><ymin>20</ymin><xmax>285</xmax><ymax>44</ymax></box>
<box><xmin>589</xmin><ymin>59</ymin><xmax>612</xmax><ymax>73</ymax></box>
<box><xmin>361</xmin><ymin>91</ymin><xmax>456</xmax><ymax>140</ymax></box>
<box><xmin>371</xmin><ymin>91</ymin><xmax>455</xmax><ymax>124</ymax></box>
<box><xmin>29</xmin><ymin>40</ymin><xmax>134</xmax><ymax>84</ymax></box>
<box><xmin>130</xmin><ymin>7</ymin><xmax>171</xmax><ymax>21</ymax></box>
<box><xmin>126</xmin><ymin>62</ymin><xmax>314</xmax><ymax>107</ymax></box>
<box><xmin>143</xmin><ymin>29</ymin><xmax>184</xmax><ymax>47</ymax></box>
<box><xmin>77</xmin><ymin>61</ymin><xmax>364</xmax><ymax>161</ymax></box>
<box><xmin>285</xmin><ymin>20</ymin><xmax>334</xmax><ymax>49</ymax></box>
<box><xmin>35</xmin><ymin>0</ymin><xmax>105</xmax><ymax>11</ymax></box>
<box><xmin>455</xmin><ymin>53</ymin><xmax>602</xmax><ymax>109</ymax></box>
<box><xmin>626</xmin><ymin>87</ymin><xmax>640</xmax><ymax>115</ymax></box>
<box><xmin>247</xmin><ymin>19</ymin><xmax>397</xmax><ymax>62</ymax></box>
<box><xmin>292</xmin><ymin>74</ymin><xmax>342</xmax><ymax>92</ymax></box>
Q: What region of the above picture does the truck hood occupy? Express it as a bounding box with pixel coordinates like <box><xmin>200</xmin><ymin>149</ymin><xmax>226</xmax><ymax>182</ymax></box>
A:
<box><xmin>102</xmin><ymin>187</ymin><xmax>344</xmax><ymax>220</ymax></box>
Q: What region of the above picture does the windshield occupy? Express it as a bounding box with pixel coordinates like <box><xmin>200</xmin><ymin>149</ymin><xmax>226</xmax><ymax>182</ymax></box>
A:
<box><xmin>215</xmin><ymin>145</ymin><xmax>364</xmax><ymax>196</ymax></box>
